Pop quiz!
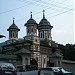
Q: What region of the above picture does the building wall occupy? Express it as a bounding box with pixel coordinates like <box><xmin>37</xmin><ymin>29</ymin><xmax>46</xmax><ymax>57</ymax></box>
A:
<box><xmin>41</xmin><ymin>54</ymin><xmax>47</xmax><ymax>68</ymax></box>
<box><xmin>50</xmin><ymin>57</ymin><xmax>62</xmax><ymax>67</ymax></box>
<box><xmin>40</xmin><ymin>46</ymin><xmax>52</xmax><ymax>68</ymax></box>
<box><xmin>11</xmin><ymin>60</ymin><xmax>22</xmax><ymax>68</ymax></box>
<box><xmin>21</xmin><ymin>54</ymin><xmax>30</xmax><ymax>65</ymax></box>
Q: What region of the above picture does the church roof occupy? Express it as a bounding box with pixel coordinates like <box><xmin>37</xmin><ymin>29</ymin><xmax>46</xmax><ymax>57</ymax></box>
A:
<box><xmin>40</xmin><ymin>39</ymin><xmax>52</xmax><ymax>47</ymax></box>
<box><xmin>3</xmin><ymin>39</ymin><xmax>32</xmax><ymax>48</ymax></box>
<box><xmin>0</xmin><ymin>42</ymin><xmax>6</xmax><ymax>52</ymax></box>
<box><xmin>38</xmin><ymin>10</ymin><xmax>53</xmax><ymax>29</ymax></box>
<box><xmin>25</xmin><ymin>12</ymin><xmax>38</xmax><ymax>26</ymax></box>
<box><xmin>0</xmin><ymin>54</ymin><xmax>19</xmax><ymax>60</ymax></box>
<box><xmin>40</xmin><ymin>40</ymin><xmax>58</xmax><ymax>48</ymax></box>
<box><xmin>49</xmin><ymin>51</ymin><xmax>62</xmax><ymax>58</ymax></box>
<box><xmin>7</xmin><ymin>18</ymin><xmax>20</xmax><ymax>31</ymax></box>
<box><xmin>16</xmin><ymin>48</ymin><xmax>31</xmax><ymax>54</ymax></box>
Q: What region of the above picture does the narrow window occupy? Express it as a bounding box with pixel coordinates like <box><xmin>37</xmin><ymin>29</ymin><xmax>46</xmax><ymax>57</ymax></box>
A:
<box><xmin>16</xmin><ymin>33</ymin><xmax>17</xmax><ymax>38</ymax></box>
<box><xmin>25</xmin><ymin>58</ymin><xmax>28</xmax><ymax>65</ymax></box>
<box><xmin>39</xmin><ymin>31</ymin><xmax>40</xmax><ymax>37</ymax></box>
<box><xmin>13</xmin><ymin>33</ymin><xmax>14</xmax><ymax>37</ymax></box>
<box><xmin>58</xmin><ymin>61</ymin><xmax>60</xmax><ymax>67</ymax></box>
<box><xmin>10</xmin><ymin>31</ymin><xmax>12</xmax><ymax>38</ymax></box>
<box><xmin>41</xmin><ymin>32</ymin><xmax>42</xmax><ymax>38</ymax></box>
<box><xmin>44</xmin><ymin>58</ymin><xmax>45</xmax><ymax>64</ymax></box>
<box><xmin>43</xmin><ymin>31</ymin><xmax>44</xmax><ymax>38</ymax></box>
<box><xmin>32</xmin><ymin>28</ymin><xmax>33</xmax><ymax>32</ymax></box>
<box><xmin>28</xmin><ymin>29</ymin><xmax>29</xmax><ymax>33</ymax></box>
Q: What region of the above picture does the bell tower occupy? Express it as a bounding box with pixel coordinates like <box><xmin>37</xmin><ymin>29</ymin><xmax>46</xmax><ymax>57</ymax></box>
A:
<box><xmin>7</xmin><ymin>18</ymin><xmax>20</xmax><ymax>40</ymax></box>
<box><xmin>24</xmin><ymin>12</ymin><xmax>41</xmax><ymax>68</ymax></box>
<box><xmin>38</xmin><ymin>10</ymin><xmax>53</xmax><ymax>41</ymax></box>
<box><xmin>25</xmin><ymin>12</ymin><xmax>37</xmax><ymax>36</ymax></box>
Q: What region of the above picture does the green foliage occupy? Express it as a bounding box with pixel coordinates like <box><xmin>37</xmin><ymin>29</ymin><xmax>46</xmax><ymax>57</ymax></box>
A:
<box><xmin>30</xmin><ymin>59</ymin><xmax>38</xmax><ymax>66</ymax></box>
<box><xmin>58</xmin><ymin>44</ymin><xmax>75</xmax><ymax>61</ymax></box>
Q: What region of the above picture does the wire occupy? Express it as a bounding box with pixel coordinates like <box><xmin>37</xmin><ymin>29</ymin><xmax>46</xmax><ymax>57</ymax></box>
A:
<box><xmin>31</xmin><ymin>0</ymin><xmax>72</xmax><ymax>10</ymax></box>
<box><xmin>0</xmin><ymin>0</ymin><xmax>73</xmax><ymax>15</ymax></box>
<box><xmin>0</xmin><ymin>0</ymin><xmax>35</xmax><ymax>15</ymax></box>
<box><xmin>0</xmin><ymin>0</ymin><xmax>74</xmax><ymax>23</ymax></box>
<box><xmin>16</xmin><ymin>5</ymin><xmax>65</xmax><ymax>22</ymax></box>
<box><xmin>16</xmin><ymin>1</ymin><xmax>73</xmax><ymax>20</ymax></box>
<box><xmin>47</xmin><ymin>0</ymin><xmax>73</xmax><ymax>8</ymax></box>
<box><xmin>48</xmin><ymin>8</ymin><xmax>74</xmax><ymax>18</ymax></box>
<box><xmin>16</xmin><ymin>0</ymin><xmax>74</xmax><ymax>22</ymax></box>
<box><xmin>18</xmin><ymin>0</ymin><xmax>72</xmax><ymax>11</ymax></box>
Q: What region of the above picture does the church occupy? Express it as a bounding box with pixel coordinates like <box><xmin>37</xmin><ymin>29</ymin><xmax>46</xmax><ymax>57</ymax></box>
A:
<box><xmin>0</xmin><ymin>10</ymin><xmax>62</xmax><ymax>69</ymax></box>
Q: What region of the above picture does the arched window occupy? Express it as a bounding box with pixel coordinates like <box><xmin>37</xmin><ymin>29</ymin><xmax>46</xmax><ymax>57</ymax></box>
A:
<box><xmin>41</xmin><ymin>32</ymin><xmax>42</xmax><ymax>38</ymax></box>
<box><xmin>35</xmin><ymin>29</ymin><xmax>36</xmax><ymax>33</ymax></box>
<box><xmin>10</xmin><ymin>31</ymin><xmax>12</xmax><ymax>38</ymax></box>
<box><xmin>44</xmin><ymin>58</ymin><xmax>45</xmax><ymax>64</ymax></box>
<box><xmin>28</xmin><ymin>29</ymin><xmax>29</xmax><ymax>33</ymax></box>
<box><xmin>13</xmin><ymin>33</ymin><xmax>14</xmax><ymax>37</ymax></box>
<box><xmin>25</xmin><ymin>58</ymin><xmax>28</xmax><ymax>65</ymax></box>
<box><xmin>43</xmin><ymin>31</ymin><xmax>44</xmax><ymax>38</ymax></box>
<box><xmin>32</xmin><ymin>28</ymin><xmax>33</xmax><ymax>32</ymax></box>
<box><xmin>39</xmin><ymin>31</ymin><xmax>40</xmax><ymax>37</ymax></box>
<box><xmin>58</xmin><ymin>61</ymin><xmax>60</xmax><ymax>67</ymax></box>
<box><xmin>16</xmin><ymin>33</ymin><xmax>17</xmax><ymax>37</ymax></box>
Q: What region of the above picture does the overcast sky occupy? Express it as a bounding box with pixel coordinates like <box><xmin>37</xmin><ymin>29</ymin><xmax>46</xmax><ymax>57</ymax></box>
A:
<box><xmin>0</xmin><ymin>0</ymin><xmax>74</xmax><ymax>45</ymax></box>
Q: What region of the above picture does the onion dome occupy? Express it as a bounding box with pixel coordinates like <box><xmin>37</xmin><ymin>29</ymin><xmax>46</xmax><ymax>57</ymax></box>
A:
<box><xmin>25</xmin><ymin>12</ymin><xmax>38</xmax><ymax>26</ymax></box>
<box><xmin>38</xmin><ymin>10</ymin><xmax>53</xmax><ymax>29</ymax></box>
<box><xmin>7</xmin><ymin>18</ymin><xmax>20</xmax><ymax>31</ymax></box>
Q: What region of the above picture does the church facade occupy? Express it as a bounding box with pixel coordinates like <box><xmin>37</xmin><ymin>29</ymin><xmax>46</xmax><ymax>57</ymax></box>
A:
<box><xmin>1</xmin><ymin>11</ymin><xmax>61</xmax><ymax>68</ymax></box>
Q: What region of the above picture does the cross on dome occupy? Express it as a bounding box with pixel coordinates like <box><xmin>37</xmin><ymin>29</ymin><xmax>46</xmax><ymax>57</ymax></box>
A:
<box><xmin>13</xmin><ymin>17</ymin><xmax>15</xmax><ymax>24</ymax></box>
<box><xmin>30</xmin><ymin>11</ymin><xmax>32</xmax><ymax>19</ymax></box>
<box><xmin>43</xmin><ymin>9</ymin><xmax>45</xmax><ymax>19</ymax></box>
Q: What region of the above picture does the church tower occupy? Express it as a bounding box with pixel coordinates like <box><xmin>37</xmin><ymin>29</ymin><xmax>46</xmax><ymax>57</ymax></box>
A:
<box><xmin>7</xmin><ymin>18</ymin><xmax>20</xmax><ymax>40</ymax></box>
<box><xmin>24</xmin><ymin>12</ymin><xmax>41</xmax><ymax>68</ymax></box>
<box><xmin>25</xmin><ymin>12</ymin><xmax>37</xmax><ymax>36</ymax></box>
<box><xmin>38</xmin><ymin>10</ymin><xmax>53</xmax><ymax>41</ymax></box>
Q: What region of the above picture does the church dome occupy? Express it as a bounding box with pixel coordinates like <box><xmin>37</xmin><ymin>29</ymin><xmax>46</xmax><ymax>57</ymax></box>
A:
<box><xmin>38</xmin><ymin>10</ymin><xmax>53</xmax><ymax>29</ymax></box>
<box><xmin>26</xmin><ymin>18</ymin><xmax>37</xmax><ymax>24</ymax></box>
<box><xmin>39</xmin><ymin>18</ymin><xmax>51</xmax><ymax>26</ymax></box>
<box><xmin>25</xmin><ymin>12</ymin><xmax>38</xmax><ymax>26</ymax></box>
<box><xmin>7</xmin><ymin>18</ymin><xmax>20</xmax><ymax>31</ymax></box>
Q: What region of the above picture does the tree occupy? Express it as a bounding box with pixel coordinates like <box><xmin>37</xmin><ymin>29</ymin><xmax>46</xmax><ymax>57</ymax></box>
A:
<box><xmin>58</xmin><ymin>44</ymin><xmax>75</xmax><ymax>61</ymax></box>
<box><xmin>30</xmin><ymin>59</ymin><xmax>38</xmax><ymax>66</ymax></box>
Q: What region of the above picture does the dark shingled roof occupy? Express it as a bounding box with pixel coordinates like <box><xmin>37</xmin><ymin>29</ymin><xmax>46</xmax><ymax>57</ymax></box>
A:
<box><xmin>38</xmin><ymin>10</ymin><xmax>53</xmax><ymax>29</ymax></box>
<box><xmin>26</xmin><ymin>18</ymin><xmax>37</xmax><ymax>25</ymax></box>
<box><xmin>25</xmin><ymin>12</ymin><xmax>38</xmax><ymax>26</ymax></box>
<box><xmin>40</xmin><ymin>40</ymin><xmax>51</xmax><ymax>48</ymax></box>
<box><xmin>40</xmin><ymin>40</ymin><xmax>58</xmax><ymax>48</ymax></box>
<box><xmin>0</xmin><ymin>42</ymin><xmax>6</xmax><ymax>51</ymax></box>
<box><xmin>38</xmin><ymin>18</ymin><xmax>53</xmax><ymax>29</ymax></box>
<box><xmin>49</xmin><ymin>51</ymin><xmax>62</xmax><ymax>58</ymax></box>
<box><xmin>16</xmin><ymin>48</ymin><xmax>31</xmax><ymax>54</ymax></box>
<box><xmin>39</xmin><ymin>18</ymin><xmax>50</xmax><ymax>26</ymax></box>
<box><xmin>7</xmin><ymin>19</ymin><xmax>20</xmax><ymax>31</ymax></box>
<box><xmin>7</xmin><ymin>23</ymin><xmax>20</xmax><ymax>31</ymax></box>
<box><xmin>3</xmin><ymin>39</ymin><xmax>32</xmax><ymax>47</ymax></box>
<box><xmin>0</xmin><ymin>54</ymin><xmax>19</xmax><ymax>60</ymax></box>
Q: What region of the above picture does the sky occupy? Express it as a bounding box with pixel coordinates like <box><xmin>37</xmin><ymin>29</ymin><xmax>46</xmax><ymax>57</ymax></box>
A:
<box><xmin>0</xmin><ymin>0</ymin><xmax>74</xmax><ymax>45</ymax></box>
